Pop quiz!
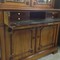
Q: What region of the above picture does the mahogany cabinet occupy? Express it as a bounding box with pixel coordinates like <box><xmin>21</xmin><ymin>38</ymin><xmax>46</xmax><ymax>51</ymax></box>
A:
<box><xmin>0</xmin><ymin>0</ymin><xmax>59</xmax><ymax>60</ymax></box>
<box><xmin>4</xmin><ymin>23</ymin><xmax>59</xmax><ymax>60</ymax></box>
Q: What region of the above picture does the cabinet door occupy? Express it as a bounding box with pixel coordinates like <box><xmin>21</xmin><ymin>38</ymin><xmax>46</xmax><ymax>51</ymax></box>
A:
<box><xmin>32</xmin><ymin>0</ymin><xmax>54</xmax><ymax>8</ymax></box>
<box><xmin>36</xmin><ymin>25</ymin><xmax>57</xmax><ymax>52</ymax></box>
<box><xmin>1</xmin><ymin>0</ymin><xmax>30</xmax><ymax>7</ymax></box>
<box><xmin>5</xmin><ymin>28</ymin><xmax>35</xmax><ymax>60</ymax></box>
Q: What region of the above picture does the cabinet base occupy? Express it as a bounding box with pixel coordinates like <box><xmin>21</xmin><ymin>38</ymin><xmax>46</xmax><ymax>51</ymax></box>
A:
<box><xmin>25</xmin><ymin>47</ymin><xmax>58</xmax><ymax>60</ymax></box>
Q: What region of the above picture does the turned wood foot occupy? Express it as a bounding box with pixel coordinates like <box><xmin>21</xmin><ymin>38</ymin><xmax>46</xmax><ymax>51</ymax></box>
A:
<box><xmin>52</xmin><ymin>50</ymin><xmax>58</xmax><ymax>54</ymax></box>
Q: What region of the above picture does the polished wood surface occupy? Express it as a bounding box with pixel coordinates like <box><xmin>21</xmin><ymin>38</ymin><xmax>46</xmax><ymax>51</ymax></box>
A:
<box><xmin>0</xmin><ymin>11</ymin><xmax>6</xmax><ymax>60</ymax></box>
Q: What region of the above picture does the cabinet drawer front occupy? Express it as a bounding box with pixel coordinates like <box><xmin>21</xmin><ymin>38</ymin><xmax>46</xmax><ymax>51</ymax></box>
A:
<box><xmin>9</xmin><ymin>11</ymin><xmax>29</xmax><ymax>21</ymax></box>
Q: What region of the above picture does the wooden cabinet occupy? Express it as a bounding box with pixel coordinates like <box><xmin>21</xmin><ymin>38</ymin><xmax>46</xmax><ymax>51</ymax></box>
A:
<box><xmin>0</xmin><ymin>10</ymin><xmax>59</xmax><ymax>60</ymax></box>
<box><xmin>5</xmin><ymin>23</ymin><xmax>59</xmax><ymax>60</ymax></box>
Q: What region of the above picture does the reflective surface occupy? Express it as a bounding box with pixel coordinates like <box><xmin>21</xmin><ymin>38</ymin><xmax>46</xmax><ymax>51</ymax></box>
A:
<box><xmin>36</xmin><ymin>0</ymin><xmax>51</xmax><ymax>4</ymax></box>
<box><xmin>10</xmin><ymin>18</ymin><xmax>60</xmax><ymax>26</ymax></box>
<box><xmin>6</xmin><ymin>0</ymin><xmax>25</xmax><ymax>2</ymax></box>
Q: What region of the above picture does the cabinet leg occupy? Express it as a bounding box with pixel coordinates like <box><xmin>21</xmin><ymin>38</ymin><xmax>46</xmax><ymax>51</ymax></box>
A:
<box><xmin>52</xmin><ymin>50</ymin><xmax>58</xmax><ymax>54</ymax></box>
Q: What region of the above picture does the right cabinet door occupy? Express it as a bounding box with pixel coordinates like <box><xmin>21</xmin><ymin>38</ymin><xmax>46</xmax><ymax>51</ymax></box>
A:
<box><xmin>32</xmin><ymin>0</ymin><xmax>54</xmax><ymax>8</ymax></box>
<box><xmin>36</xmin><ymin>25</ymin><xmax>57</xmax><ymax>52</ymax></box>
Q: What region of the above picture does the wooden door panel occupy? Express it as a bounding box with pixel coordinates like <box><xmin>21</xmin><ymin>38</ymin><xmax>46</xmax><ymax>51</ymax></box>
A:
<box><xmin>41</xmin><ymin>26</ymin><xmax>53</xmax><ymax>46</ymax></box>
<box><xmin>36</xmin><ymin>25</ymin><xmax>57</xmax><ymax>52</ymax></box>
<box><xmin>9</xmin><ymin>29</ymin><xmax>35</xmax><ymax>60</ymax></box>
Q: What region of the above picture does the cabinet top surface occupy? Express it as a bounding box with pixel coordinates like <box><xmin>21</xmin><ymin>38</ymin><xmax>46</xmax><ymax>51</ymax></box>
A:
<box><xmin>7</xmin><ymin>18</ymin><xmax>60</xmax><ymax>30</ymax></box>
<box><xmin>10</xmin><ymin>18</ymin><xmax>60</xmax><ymax>27</ymax></box>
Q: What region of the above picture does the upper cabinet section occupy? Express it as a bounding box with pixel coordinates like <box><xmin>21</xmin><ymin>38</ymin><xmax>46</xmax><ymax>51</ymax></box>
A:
<box><xmin>0</xmin><ymin>0</ymin><xmax>55</xmax><ymax>10</ymax></box>
<box><xmin>32</xmin><ymin>0</ymin><xmax>54</xmax><ymax>8</ymax></box>
<box><xmin>0</xmin><ymin>0</ymin><xmax>30</xmax><ymax>7</ymax></box>
<box><xmin>5</xmin><ymin>0</ymin><xmax>30</xmax><ymax>6</ymax></box>
<box><xmin>32</xmin><ymin>0</ymin><xmax>53</xmax><ymax>4</ymax></box>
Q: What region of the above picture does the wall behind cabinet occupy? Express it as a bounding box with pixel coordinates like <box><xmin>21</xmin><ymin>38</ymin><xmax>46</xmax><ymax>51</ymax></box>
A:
<box><xmin>54</xmin><ymin>0</ymin><xmax>60</xmax><ymax>9</ymax></box>
<box><xmin>54</xmin><ymin>0</ymin><xmax>60</xmax><ymax>46</ymax></box>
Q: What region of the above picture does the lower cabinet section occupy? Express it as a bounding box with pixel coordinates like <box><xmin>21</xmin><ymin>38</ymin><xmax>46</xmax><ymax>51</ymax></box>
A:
<box><xmin>5</xmin><ymin>24</ymin><xmax>59</xmax><ymax>60</ymax></box>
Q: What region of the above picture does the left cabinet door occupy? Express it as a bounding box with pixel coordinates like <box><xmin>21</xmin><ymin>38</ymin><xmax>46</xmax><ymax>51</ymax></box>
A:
<box><xmin>0</xmin><ymin>0</ymin><xmax>30</xmax><ymax>7</ymax></box>
<box><xmin>5</xmin><ymin>28</ymin><xmax>35</xmax><ymax>60</ymax></box>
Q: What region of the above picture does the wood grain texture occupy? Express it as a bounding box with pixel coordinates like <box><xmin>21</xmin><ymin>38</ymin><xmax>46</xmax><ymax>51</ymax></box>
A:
<box><xmin>0</xmin><ymin>11</ymin><xmax>5</xmax><ymax>60</ymax></box>
<box><xmin>4</xmin><ymin>23</ymin><xmax>59</xmax><ymax>60</ymax></box>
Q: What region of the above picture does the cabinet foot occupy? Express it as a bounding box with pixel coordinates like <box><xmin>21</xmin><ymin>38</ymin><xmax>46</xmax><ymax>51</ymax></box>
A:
<box><xmin>52</xmin><ymin>50</ymin><xmax>58</xmax><ymax>54</ymax></box>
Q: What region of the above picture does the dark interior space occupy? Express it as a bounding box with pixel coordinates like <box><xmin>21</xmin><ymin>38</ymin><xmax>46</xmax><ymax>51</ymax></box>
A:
<box><xmin>30</xmin><ymin>12</ymin><xmax>46</xmax><ymax>20</ymax></box>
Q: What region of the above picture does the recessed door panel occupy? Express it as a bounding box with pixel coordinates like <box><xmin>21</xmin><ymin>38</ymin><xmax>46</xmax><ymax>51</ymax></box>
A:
<box><xmin>9</xmin><ymin>29</ymin><xmax>35</xmax><ymax>60</ymax></box>
<box><xmin>36</xmin><ymin>25</ymin><xmax>57</xmax><ymax>52</ymax></box>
